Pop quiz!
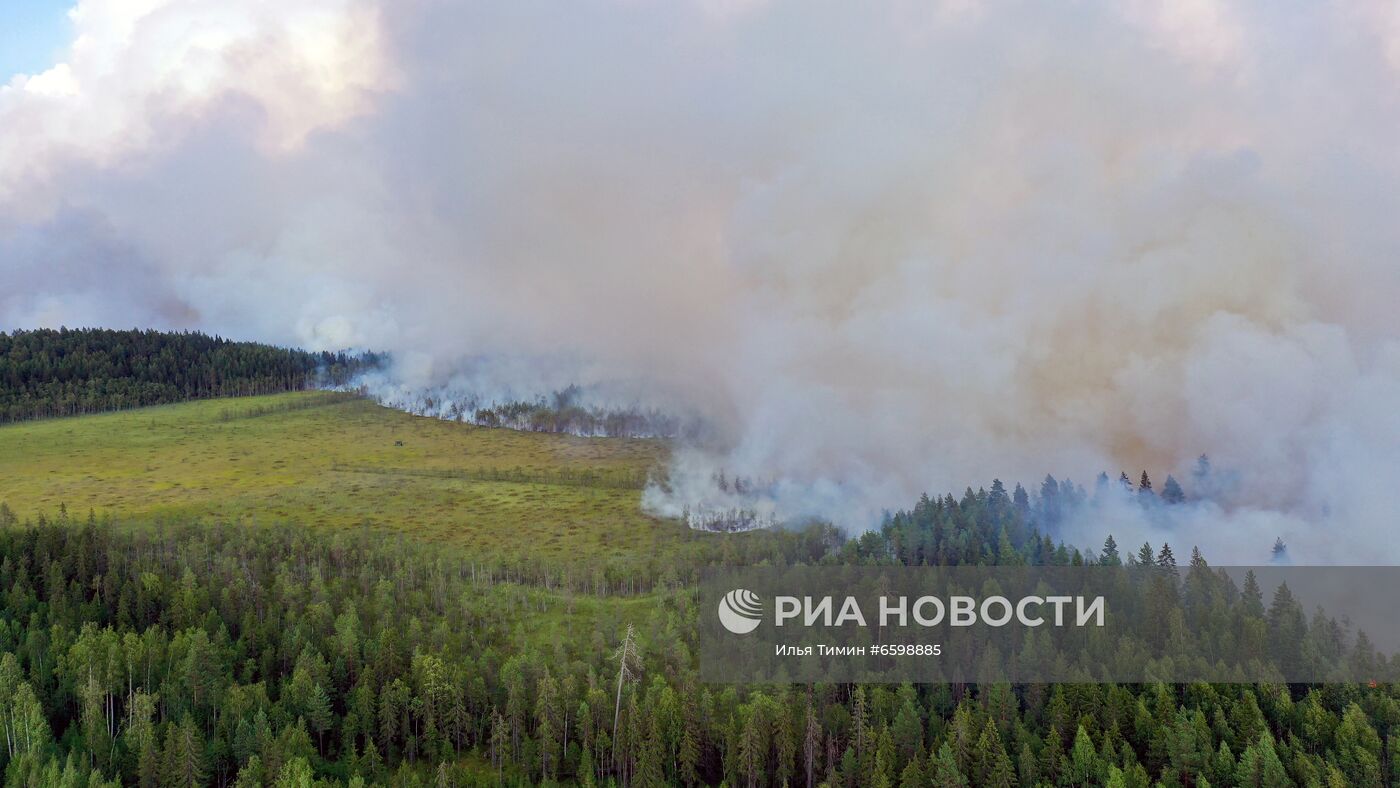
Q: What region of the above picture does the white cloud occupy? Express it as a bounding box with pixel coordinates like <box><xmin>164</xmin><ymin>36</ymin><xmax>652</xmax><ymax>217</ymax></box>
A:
<box><xmin>0</xmin><ymin>0</ymin><xmax>390</xmax><ymax>212</ymax></box>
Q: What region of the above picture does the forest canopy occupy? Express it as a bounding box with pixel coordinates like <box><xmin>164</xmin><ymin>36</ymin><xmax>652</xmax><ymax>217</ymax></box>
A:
<box><xmin>0</xmin><ymin>491</ymin><xmax>1393</xmax><ymax>786</ymax></box>
<box><xmin>0</xmin><ymin>329</ymin><xmax>371</xmax><ymax>422</ymax></box>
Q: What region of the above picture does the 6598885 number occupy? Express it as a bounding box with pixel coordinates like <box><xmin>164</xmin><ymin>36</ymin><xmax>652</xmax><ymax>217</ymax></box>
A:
<box><xmin>870</xmin><ymin>643</ymin><xmax>941</xmax><ymax>656</ymax></box>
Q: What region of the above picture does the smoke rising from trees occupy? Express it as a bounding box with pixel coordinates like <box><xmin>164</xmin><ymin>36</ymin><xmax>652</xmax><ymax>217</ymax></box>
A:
<box><xmin>4</xmin><ymin>0</ymin><xmax>1400</xmax><ymax>559</ymax></box>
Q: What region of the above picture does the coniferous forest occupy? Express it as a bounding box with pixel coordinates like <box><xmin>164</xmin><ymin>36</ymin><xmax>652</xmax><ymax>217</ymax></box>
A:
<box><xmin>0</xmin><ymin>495</ymin><xmax>1395</xmax><ymax>787</ymax></box>
<box><xmin>0</xmin><ymin>329</ymin><xmax>370</xmax><ymax>423</ymax></box>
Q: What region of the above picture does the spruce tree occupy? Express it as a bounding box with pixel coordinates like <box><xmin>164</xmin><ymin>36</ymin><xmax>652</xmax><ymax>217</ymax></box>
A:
<box><xmin>1242</xmin><ymin>570</ymin><xmax>1265</xmax><ymax>617</ymax></box>
<box><xmin>306</xmin><ymin>684</ymin><xmax>334</xmax><ymax>754</ymax></box>
<box><xmin>1193</xmin><ymin>454</ymin><xmax>1212</xmax><ymax>493</ymax></box>
<box><xmin>1040</xmin><ymin>475</ymin><xmax>1062</xmax><ymax>525</ymax></box>
<box><xmin>898</xmin><ymin>757</ymin><xmax>925</xmax><ymax>787</ymax></box>
<box><xmin>928</xmin><ymin>742</ymin><xmax>969</xmax><ymax>787</ymax></box>
<box><xmin>1070</xmin><ymin>725</ymin><xmax>1099</xmax><ymax>785</ymax></box>
<box><xmin>1157</xmin><ymin>543</ymin><xmax>1177</xmax><ymax>570</ymax></box>
<box><xmin>1017</xmin><ymin>742</ymin><xmax>1038</xmax><ymax>787</ymax></box>
<box><xmin>1101</xmin><ymin>535</ymin><xmax>1121</xmax><ymax>566</ymax></box>
<box><xmin>1135</xmin><ymin>542</ymin><xmax>1156</xmax><ymax>567</ymax></box>
<box><xmin>989</xmin><ymin>479</ymin><xmax>1009</xmax><ymax>509</ymax></box>
<box><xmin>1162</xmin><ymin>475</ymin><xmax>1185</xmax><ymax>504</ymax></box>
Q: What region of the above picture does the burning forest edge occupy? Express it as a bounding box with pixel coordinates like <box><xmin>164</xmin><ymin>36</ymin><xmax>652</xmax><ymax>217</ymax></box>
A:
<box><xmin>343</xmin><ymin>363</ymin><xmax>1290</xmax><ymax>555</ymax></box>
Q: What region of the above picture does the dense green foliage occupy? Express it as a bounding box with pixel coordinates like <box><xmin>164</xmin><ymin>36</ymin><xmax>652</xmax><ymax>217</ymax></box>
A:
<box><xmin>0</xmin><ymin>329</ymin><xmax>369</xmax><ymax>422</ymax></box>
<box><xmin>0</xmin><ymin>491</ymin><xmax>1395</xmax><ymax>786</ymax></box>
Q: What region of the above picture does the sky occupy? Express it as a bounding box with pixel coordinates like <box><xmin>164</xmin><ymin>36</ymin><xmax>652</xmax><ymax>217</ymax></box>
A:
<box><xmin>2</xmin><ymin>0</ymin><xmax>1400</xmax><ymax>561</ymax></box>
<box><xmin>0</xmin><ymin>0</ymin><xmax>70</xmax><ymax>80</ymax></box>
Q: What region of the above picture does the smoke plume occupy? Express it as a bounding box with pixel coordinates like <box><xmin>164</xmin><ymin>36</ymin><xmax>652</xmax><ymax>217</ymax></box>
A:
<box><xmin>4</xmin><ymin>0</ymin><xmax>1400</xmax><ymax>561</ymax></box>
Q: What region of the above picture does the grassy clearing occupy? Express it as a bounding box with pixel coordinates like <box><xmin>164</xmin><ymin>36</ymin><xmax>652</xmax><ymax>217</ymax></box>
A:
<box><xmin>0</xmin><ymin>391</ymin><xmax>699</xmax><ymax>566</ymax></box>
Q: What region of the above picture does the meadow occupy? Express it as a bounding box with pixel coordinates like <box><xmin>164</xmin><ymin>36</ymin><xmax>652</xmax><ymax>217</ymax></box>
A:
<box><xmin>0</xmin><ymin>391</ymin><xmax>697</xmax><ymax>568</ymax></box>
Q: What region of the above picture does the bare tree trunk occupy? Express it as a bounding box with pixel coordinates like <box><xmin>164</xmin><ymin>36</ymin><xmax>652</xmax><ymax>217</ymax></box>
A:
<box><xmin>612</xmin><ymin>623</ymin><xmax>639</xmax><ymax>776</ymax></box>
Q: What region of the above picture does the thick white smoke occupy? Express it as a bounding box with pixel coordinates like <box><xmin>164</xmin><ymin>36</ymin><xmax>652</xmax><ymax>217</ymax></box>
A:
<box><xmin>3</xmin><ymin>0</ymin><xmax>1400</xmax><ymax>561</ymax></box>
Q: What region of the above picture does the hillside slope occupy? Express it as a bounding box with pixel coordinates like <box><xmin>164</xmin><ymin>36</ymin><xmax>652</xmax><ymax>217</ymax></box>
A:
<box><xmin>0</xmin><ymin>390</ymin><xmax>692</xmax><ymax>576</ymax></box>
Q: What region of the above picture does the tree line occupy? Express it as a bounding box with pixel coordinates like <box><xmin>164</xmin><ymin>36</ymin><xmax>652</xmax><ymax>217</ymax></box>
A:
<box><xmin>0</xmin><ymin>329</ymin><xmax>373</xmax><ymax>423</ymax></box>
<box><xmin>396</xmin><ymin>386</ymin><xmax>685</xmax><ymax>441</ymax></box>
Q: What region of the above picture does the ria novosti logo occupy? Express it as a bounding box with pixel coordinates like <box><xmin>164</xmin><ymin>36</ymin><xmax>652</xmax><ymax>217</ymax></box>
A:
<box><xmin>717</xmin><ymin>587</ymin><xmax>1107</xmax><ymax>636</ymax></box>
<box><xmin>718</xmin><ymin>589</ymin><xmax>763</xmax><ymax>634</ymax></box>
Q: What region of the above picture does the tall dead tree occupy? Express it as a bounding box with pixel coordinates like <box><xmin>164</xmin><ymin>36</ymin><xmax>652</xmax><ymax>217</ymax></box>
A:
<box><xmin>612</xmin><ymin>623</ymin><xmax>641</xmax><ymax>776</ymax></box>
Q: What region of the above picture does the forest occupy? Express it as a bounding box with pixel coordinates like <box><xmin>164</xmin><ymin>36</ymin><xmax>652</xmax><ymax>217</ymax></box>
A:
<box><xmin>0</xmin><ymin>329</ymin><xmax>371</xmax><ymax>423</ymax></box>
<box><xmin>0</xmin><ymin>491</ymin><xmax>1393</xmax><ymax>787</ymax></box>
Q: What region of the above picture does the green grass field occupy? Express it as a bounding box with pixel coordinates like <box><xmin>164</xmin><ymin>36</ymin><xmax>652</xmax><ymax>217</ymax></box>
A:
<box><xmin>0</xmin><ymin>391</ymin><xmax>700</xmax><ymax>566</ymax></box>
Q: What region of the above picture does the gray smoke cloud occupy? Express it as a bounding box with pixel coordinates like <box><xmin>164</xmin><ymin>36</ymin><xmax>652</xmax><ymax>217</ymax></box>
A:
<box><xmin>3</xmin><ymin>0</ymin><xmax>1400</xmax><ymax>561</ymax></box>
